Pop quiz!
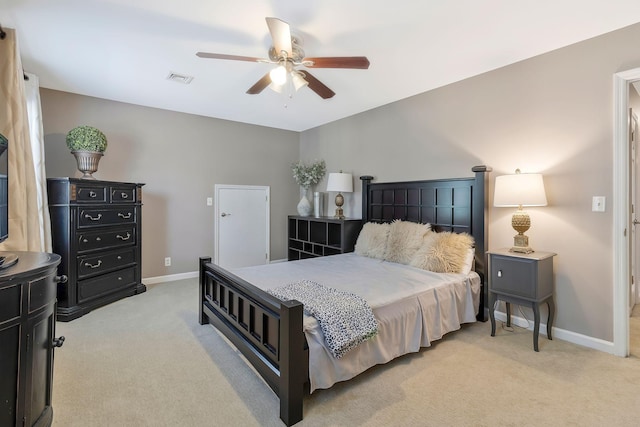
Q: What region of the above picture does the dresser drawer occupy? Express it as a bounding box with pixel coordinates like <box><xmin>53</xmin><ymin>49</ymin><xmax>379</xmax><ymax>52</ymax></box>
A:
<box><xmin>0</xmin><ymin>284</ymin><xmax>21</xmax><ymax>323</ymax></box>
<box><xmin>77</xmin><ymin>207</ymin><xmax>137</xmax><ymax>228</ymax></box>
<box><xmin>77</xmin><ymin>248</ymin><xmax>136</xmax><ymax>279</ymax></box>
<box><xmin>110</xmin><ymin>186</ymin><xmax>137</xmax><ymax>203</ymax></box>
<box><xmin>77</xmin><ymin>266</ymin><xmax>137</xmax><ymax>303</ymax></box>
<box><xmin>74</xmin><ymin>183</ymin><xmax>108</xmax><ymax>203</ymax></box>
<box><xmin>28</xmin><ymin>274</ymin><xmax>56</xmax><ymax>313</ymax></box>
<box><xmin>77</xmin><ymin>226</ymin><xmax>136</xmax><ymax>252</ymax></box>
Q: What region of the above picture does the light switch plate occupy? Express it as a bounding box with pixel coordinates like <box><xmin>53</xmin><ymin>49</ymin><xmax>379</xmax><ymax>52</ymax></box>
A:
<box><xmin>592</xmin><ymin>196</ymin><xmax>606</xmax><ymax>212</ymax></box>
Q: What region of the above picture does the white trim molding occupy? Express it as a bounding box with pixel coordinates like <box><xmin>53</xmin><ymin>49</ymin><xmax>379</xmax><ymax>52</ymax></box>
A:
<box><xmin>613</xmin><ymin>68</ymin><xmax>640</xmax><ymax>357</ymax></box>
<box><xmin>493</xmin><ymin>311</ymin><xmax>615</xmax><ymax>354</ymax></box>
<box><xmin>143</xmin><ymin>271</ymin><xmax>199</xmax><ymax>285</ymax></box>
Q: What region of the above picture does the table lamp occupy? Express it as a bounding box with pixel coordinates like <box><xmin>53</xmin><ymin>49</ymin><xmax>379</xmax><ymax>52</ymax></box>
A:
<box><xmin>494</xmin><ymin>169</ymin><xmax>547</xmax><ymax>253</ymax></box>
<box><xmin>326</xmin><ymin>172</ymin><xmax>353</xmax><ymax>219</ymax></box>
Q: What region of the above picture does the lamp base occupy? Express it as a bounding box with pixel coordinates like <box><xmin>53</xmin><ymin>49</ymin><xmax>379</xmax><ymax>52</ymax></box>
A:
<box><xmin>333</xmin><ymin>192</ymin><xmax>345</xmax><ymax>219</ymax></box>
<box><xmin>509</xmin><ymin>233</ymin><xmax>534</xmax><ymax>254</ymax></box>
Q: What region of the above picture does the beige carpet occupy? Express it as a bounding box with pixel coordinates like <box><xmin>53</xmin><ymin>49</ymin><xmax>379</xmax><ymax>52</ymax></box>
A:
<box><xmin>52</xmin><ymin>279</ymin><xmax>640</xmax><ymax>427</ymax></box>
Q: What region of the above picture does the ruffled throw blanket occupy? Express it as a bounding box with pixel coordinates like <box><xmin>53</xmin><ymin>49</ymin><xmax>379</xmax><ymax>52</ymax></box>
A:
<box><xmin>268</xmin><ymin>280</ymin><xmax>378</xmax><ymax>359</ymax></box>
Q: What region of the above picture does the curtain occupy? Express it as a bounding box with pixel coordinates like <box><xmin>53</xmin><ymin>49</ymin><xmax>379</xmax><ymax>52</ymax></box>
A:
<box><xmin>0</xmin><ymin>28</ymin><xmax>51</xmax><ymax>252</ymax></box>
<box><xmin>24</xmin><ymin>72</ymin><xmax>52</xmax><ymax>252</ymax></box>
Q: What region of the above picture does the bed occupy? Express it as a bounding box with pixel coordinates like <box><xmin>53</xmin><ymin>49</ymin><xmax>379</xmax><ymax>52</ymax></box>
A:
<box><xmin>198</xmin><ymin>166</ymin><xmax>491</xmax><ymax>426</ymax></box>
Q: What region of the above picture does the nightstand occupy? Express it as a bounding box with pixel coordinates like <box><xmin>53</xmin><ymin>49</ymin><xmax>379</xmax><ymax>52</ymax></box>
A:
<box><xmin>488</xmin><ymin>249</ymin><xmax>557</xmax><ymax>351</ymax></box>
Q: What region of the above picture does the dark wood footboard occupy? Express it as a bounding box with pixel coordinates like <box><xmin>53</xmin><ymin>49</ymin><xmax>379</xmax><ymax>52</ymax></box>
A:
<box><xmin>199</xmin><ymin>257</ymin><xmax>307</xmax><ymax>426</ymax></box>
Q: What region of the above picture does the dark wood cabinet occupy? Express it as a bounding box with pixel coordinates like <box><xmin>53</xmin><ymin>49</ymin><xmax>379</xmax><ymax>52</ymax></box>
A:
<box><xmin>288</xmin><ymin>216</ymin><xmax>362</xmax><ymax>260</ymax></box>
<box><xmin>47</xmin><ymin>178</ymin><xmax>145</xmax><ymax>321</ymax></box>
<box><xmin>0</xmin><ymin>251</ymin><xmax>63</xmax><ymax>427</ymax></box>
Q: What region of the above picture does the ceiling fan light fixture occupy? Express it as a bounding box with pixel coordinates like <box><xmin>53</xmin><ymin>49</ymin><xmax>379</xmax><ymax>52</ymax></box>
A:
<box><xmin>269</xmin><ymin>64</ymin><xmax>288</xmax><ymax>85</ymax></box>
<box><xmin>291</xmin><ymin>71</ymin><xmax>308</xmax><ymax>91</ymax></box>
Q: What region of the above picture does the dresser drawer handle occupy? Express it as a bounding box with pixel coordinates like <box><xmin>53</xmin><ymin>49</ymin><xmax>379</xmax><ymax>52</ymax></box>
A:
<box><xmin>85</xmin><ymin>213</ymin><xmax>102</xmax><ymax>221</ymax></box>
<box><xmin>121</xmin><ymin>192</ymin><xmax>129</xmax><ymax>199</ymax></box>
<box><xmin>52</xmin><ymin>336</ymin><xmax>65</xmax><ymax>348</ymax></box>
<box><xmin>84</xmin><ymin>260</ymin><xmax>102</xmax><ymax>269</ymax></box>
<box><xmin>89</xmin><ymin>191</ymin><xmax>97</xmax><ymax>198</ymax></box>
<box><xmin>96</xmin><ymin>237</ymin><xmax>101</xmax><ymax>241</ymax></box>
<box><xmin>117</xmin><ymin>255</ymin><xmax>122</xmax><ymax>260</ymax></box>
<box><xmin>118</xmin><ymin>212</ymin><xmax>132</xmax><ymax>219</ymax></box>
<box><xmin>116</xmin><ymin>232</ymin><xmax>131</xmax><ymax>241</ymax></box>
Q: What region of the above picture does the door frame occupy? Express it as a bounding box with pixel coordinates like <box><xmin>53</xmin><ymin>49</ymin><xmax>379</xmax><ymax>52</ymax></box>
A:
<box><xmin>613</xmin><ymin>68</ymin><xmax>640</xmax><ymax>357</ymax></box>
<box><xmin>214</xmin><ymin>184</ymin><xmax>270</xmax><ymax>266</ymax></box>
<box><xmin>631</xmin><ymin>110</ymin><xmax>638</xmax><ymax>312</ymax></box>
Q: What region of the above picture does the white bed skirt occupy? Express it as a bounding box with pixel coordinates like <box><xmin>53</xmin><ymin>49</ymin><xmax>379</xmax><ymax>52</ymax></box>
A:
<box><xmin>233</xmin><ymin>253</ymin><xmax>481</xmax><ymax>392</ymax></box>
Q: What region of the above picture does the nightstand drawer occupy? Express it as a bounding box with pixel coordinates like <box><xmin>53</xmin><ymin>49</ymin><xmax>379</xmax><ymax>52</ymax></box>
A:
<box><xmin>490</xmin><ymin>255</ymin><xmax>538</xmax><ymax>299</ymax></box>
<box><xmin>489</xmin><ymin>252</ymin><xmax>554</xmax><ymax>300</ymax></box>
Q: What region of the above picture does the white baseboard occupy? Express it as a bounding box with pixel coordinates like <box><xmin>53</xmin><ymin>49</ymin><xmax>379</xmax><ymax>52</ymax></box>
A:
<box><xmin>493</xmin><ymin>310</ymin><xmax>615</xmax><ymax>354</ymax></box>
<box><xmin>143</xmin><ymin>259</ymin><xmax>288</xmax><ymax>285</ymax></box>
<box><xmin>143</xmin><ymin>271</ymin><xmax>198</xmax><ymax>285</ymax></box>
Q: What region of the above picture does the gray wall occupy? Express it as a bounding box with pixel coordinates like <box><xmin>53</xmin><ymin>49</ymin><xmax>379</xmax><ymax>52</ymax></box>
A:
<box><xmin>41</xmin><ymin>90</ymin><xmax>299</xmax><ymax>278</ymax></box>
<box><xmin>301</xmin><ymin>22</ymin><xmax>640</xmax><ymax>343</ymax></box>
<box><xmin>39</xmin><ymin>22</ymin><xmax>640</xmax><ymax>344</ymax></box>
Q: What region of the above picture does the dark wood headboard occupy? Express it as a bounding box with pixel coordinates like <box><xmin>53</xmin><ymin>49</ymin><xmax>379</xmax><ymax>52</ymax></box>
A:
<box><xmin>360</xmin><ymin>165</ymin><xmax>491</xmax><ymax>321</ymax></box>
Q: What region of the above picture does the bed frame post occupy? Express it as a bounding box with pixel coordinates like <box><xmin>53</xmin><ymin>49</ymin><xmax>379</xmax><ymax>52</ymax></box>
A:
<box><xmin>472</xmin><ymin>165</ymin><xmax>491</xmax><ymax>321</ymax></box>
<box><xmin>360</xmin><ymin>175</ymin><xmax>374</xmax><ymax>223</ymax></box>
<box><xmin>198</xmin><ymin>256</ymin><xmax>211</xmax><ymax>325</ymax></box>
<box><xmin>279</xmin><ymin>299</ymin><xmax>305</xmax><ymax>426</ymax></box>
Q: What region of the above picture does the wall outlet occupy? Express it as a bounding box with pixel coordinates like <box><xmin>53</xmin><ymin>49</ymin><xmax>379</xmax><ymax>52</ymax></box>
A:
<box><xmin>206</xmin><ymin>197</ymin><xmax>213</xmax><ymax>206</ymax></box>
<box><xmin>164</xmin><ymin>257</ymin><xmax>171</xmax><ymax>266</ymax></box>
<box><xmin>592</xmin><ymin>196</ymin><xmax>606</xmax><ymax>212</ymax></box>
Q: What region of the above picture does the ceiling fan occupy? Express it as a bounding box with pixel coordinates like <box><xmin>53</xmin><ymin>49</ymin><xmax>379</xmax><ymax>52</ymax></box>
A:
<box><xmin>196</xmin><ymin>17</ymin><xmax>370</xmax><ymax>99</ymax></box>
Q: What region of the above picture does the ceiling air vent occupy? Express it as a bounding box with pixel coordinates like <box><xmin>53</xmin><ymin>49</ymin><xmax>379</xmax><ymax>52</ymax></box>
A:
<box><xmin>166</xmin><ymin>72</ymin><xmax>193</xmax><ymax>84</ymax></box>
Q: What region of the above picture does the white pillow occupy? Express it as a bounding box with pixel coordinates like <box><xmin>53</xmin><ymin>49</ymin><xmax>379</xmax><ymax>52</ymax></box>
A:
<box><xmin>410</xmin><ymin>231</ymin><xmax>474</xmax><ymax>273</ymax></box>
<box><xmin>384</xmin><ymin>220</ymin><xmax>432</xmax><ymax>265</ymax></box>
<box><xmin>354</xmin><ymin>222</ymin><xmax>390</xmax><ymax>259</ymax></box>
<box><xmin>460</xmin><ymin>248</ymin><xmax>475</xmax><ymax>275</ymax></box>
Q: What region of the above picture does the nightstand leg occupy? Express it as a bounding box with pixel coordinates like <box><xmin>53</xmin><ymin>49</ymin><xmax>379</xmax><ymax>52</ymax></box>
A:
<box><xmin>505</xmin><ymin>302</ymin><xmax>511</xmax><ymax>327</ymax></box>
<box><xmin>489</xmin><ymin>292</ymin><xmax>497</xmax><ymax>336</ymax></box>
<box><xmin>533</xmin><ymin>303</ymin><xmax>540</xmax><ymax>352</ymax></box>
<box><xmin>546</xmin><ymin>298</ymin><xmax>555</xmax><ymax>340</ymax></box>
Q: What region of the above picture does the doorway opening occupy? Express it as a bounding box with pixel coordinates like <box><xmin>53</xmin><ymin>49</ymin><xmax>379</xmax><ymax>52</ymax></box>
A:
<box><xmin>613</xmin><ymin>68</ymin><xmax>640</xmax><ymax>357</ymax></box>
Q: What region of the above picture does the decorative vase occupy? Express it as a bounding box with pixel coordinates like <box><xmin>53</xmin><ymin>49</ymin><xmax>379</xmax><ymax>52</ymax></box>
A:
<box><xmin>71</xmin><ymin>150</ymin><xmax>103</xmax><ymax>180</ymax></box>
<box><xmin>297</xmin><ymin>187</ymin><xmax>313</xmax><ymax>216</ymax></box>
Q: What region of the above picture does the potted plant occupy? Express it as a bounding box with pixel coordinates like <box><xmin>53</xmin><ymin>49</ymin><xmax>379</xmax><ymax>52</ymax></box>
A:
<box><xmin>66</xmin><ymin>125</ymin><xmax>107</xmax><ymax>179</ymax></box>
<box><xmin>292</xmin><ymin>160</ymin><xmax>326</xmax><ymax>216</ymax></box>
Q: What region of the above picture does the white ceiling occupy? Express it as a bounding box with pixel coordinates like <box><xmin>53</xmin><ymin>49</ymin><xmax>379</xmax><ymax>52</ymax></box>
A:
<box><xmin>3</xmin><ymin>1</ymin><xmax>640</xmax><ymax>132</ymax></box>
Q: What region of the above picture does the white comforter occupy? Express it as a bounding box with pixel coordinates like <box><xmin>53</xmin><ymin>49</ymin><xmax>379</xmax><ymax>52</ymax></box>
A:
<box><xmin>232</xmin><ymin>253</ymin><xmax>480</xmax><ymax>392</ymax></box>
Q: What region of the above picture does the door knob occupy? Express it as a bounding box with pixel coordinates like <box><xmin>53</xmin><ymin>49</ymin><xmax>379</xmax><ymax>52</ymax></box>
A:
<box><xmin>634</xmin><ymin>219</ymin><xmax>640</xmax><ymax>225</ymax></box>
<box><xmin>221</xmin><ymin>212</ymin><xmax>231</xmax><ymax>217</ymax></box>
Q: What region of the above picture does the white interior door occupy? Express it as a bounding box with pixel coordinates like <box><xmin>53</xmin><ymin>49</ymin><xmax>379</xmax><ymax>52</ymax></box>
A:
<box><xmin>215</xmin><ymin>185</ymin><xmax>269</xmax><ymax>269</ymax></box>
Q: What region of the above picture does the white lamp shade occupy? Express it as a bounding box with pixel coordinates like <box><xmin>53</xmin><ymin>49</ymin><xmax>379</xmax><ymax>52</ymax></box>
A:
<box><xmin>326</xmin><ymin>173</ymin><xmax>353</xmax><ymax>193</ymax></box>
<box><xmin>494</xmin><ymin>172</ymin><xmax>547</xmax><ymax>207</ymax></box>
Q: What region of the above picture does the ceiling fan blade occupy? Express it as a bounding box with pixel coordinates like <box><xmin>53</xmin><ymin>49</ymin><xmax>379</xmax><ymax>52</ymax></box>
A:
<box><xmin>303</xmin><ymin>56</ymin><xmax>370</xmax><ymax>69</ymax></box>
<box><xmin>246</xmin><ymin>73</ymin><xmax>272</xmax><ymax>95</ymax></box>
<box><xmin>196</xmin><ymin>52</ymin><xmax>265</xmax><ymax>63</ymax></box>
<box><xmin>300</xmin><ymin>71</ymin><xmax>335</xmax><ymax>99</ymax></box>
<box><xmin>266</xmin><ymin>17</ymin><xmax>292</xmax><ymax>58</ymax></box>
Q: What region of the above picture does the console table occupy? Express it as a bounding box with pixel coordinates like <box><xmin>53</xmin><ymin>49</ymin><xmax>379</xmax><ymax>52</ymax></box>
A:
<box><xmin>0</xmin><ymin>251</ymin><xmax>64</xmax><ymax>427</ymax></box>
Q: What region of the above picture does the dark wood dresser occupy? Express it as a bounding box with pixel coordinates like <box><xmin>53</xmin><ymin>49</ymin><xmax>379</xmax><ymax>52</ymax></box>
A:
<box><xmin>47</xmin><ymin>178</ymin><xmax>145</xmax><ymax>321</ymax></box>
<box><xmin>0</xmin><ymin>251</ymin><xmax>63</xmax><ymax>427</ymax></box>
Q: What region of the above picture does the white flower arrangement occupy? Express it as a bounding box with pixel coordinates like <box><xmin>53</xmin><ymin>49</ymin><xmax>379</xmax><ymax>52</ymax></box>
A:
<box><xmin>292</xmin><ymin>160</ymin><xmax>326</xmax><ymax>189</ymax></box>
